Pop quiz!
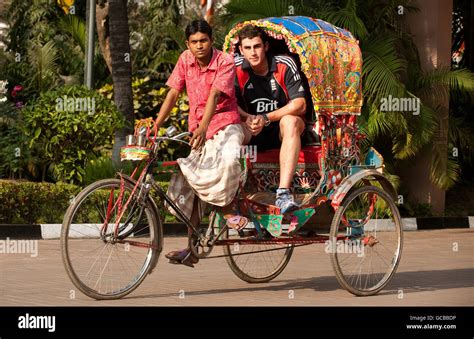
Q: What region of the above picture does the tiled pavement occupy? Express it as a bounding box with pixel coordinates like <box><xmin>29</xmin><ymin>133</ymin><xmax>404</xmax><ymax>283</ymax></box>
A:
<box><xmin>0</xmin><ymin>229</ymin><xmax>472</xmax><ymax>306</ymax></box>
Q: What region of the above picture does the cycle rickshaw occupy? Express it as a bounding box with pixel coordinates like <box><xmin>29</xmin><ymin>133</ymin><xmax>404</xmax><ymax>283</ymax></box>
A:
<box><xmin>61</xmin><ymin>16</ymin><xmax>403</xmax><ymax>300</ymax></box>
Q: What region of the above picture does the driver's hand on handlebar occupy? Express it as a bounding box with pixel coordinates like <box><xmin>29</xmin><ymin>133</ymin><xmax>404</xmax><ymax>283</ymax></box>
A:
<box><xmin>189</xmin><ymin>125</ymin><xmax>207</xmax><ymax>150</ymax></box>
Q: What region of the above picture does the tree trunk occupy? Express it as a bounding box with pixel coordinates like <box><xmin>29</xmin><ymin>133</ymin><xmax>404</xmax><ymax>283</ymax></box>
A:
<box><xmin>96</xmin><ymin>1</ymin><xmax>112</xmax><ymax>73</ymax></box>
<box><xmin>108</xmin><ymin>0</ymin><xmax>134</xmax><ymax>165</ymax></box>
<box><xmin>402</xmin><ymin>0</ymin><xmax>453</xmax><ymax>215</ymax></box>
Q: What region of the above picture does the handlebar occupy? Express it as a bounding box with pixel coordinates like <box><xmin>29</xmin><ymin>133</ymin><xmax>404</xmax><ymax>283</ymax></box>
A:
<box><xmin>171</xmin><ymin>132</ymin><xmax>192</xmax><ymax>140</ymax></box>
<box><xmin>153</xmin><ymin>131</ymin><xmax>192</xmax><ymax>147</ymax></box>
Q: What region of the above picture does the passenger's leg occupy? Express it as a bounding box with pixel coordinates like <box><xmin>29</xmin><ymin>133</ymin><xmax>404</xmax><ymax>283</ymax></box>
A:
<box><xmin>275</xmin><ymin>115</ymin><xmax>304</xmax><ymax>213</ymax></box>
<box><xmin>279</xmin><ymin>115</ymin><xmax>305</xmax><ymax>188</ymax></box>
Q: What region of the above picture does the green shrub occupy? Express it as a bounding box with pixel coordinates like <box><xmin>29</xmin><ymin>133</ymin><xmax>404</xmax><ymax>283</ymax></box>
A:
<box><xmin>98</xmin><ymin>77</ymin><xmax>189</xmax><ymax>120</ymax></box>
<box><xmin>0</xmin><ymin>180</ymin><xmax>173</xmax><ymax>224</ymax></box>
<box><xmin>99</xmin><ymin>77</ymin><xmax>191</xmax><ymax>161</ymax></box>
<box><xmin>21</xmin><ymin>85</ymin><xmax>123</xmax><ymax>183</ymax></box>
<box><xmin>0</xmin><ymin>181</ymin><xmax>80</xmax><ymax>224</ymax></box>
<box><xmin>0</xmin><ymin>101</ymin><xmax>30</xmax><ymax>179</ymax></box>
<box><xmin>83</xmin><ymin>156</ymin><xmax>135</xmax><ymax>186</ymax></box>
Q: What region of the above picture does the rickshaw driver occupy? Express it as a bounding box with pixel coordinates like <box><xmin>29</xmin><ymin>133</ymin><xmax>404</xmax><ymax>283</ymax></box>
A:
<box><xmin>234</xmin><ymin>25</ymin><xmax>307</xmax><ymax>214</ymax></box>
<box><xmin>155</xmin><ymin>19</ymin><xmax>246</xmax><ymax>267</ymax></box>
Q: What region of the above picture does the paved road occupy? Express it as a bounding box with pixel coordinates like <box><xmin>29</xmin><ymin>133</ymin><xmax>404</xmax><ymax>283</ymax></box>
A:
<box><xmin>0</xmin><ymin>229</ymin><xmax>473</xmax><ymax>306</ymax></box>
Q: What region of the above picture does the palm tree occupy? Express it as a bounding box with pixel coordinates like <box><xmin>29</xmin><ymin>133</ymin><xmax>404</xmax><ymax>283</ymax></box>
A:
<box><xmin>108</xmin><ymin>0</ymin><xmax>134</xmax><ymax>164</ymax></box>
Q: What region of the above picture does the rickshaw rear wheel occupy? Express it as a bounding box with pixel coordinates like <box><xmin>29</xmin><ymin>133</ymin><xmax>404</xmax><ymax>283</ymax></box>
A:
<box><xmin>223</xmin><ymin>234</ymin><xmax>294</xmax><ymax>283</ymax></box>
<box><xmin>330</xmin><ymin>185</ymin><xmax>403</xmax><ymax>296</ymax></box>
<box><xmin>219</xmin><ymin>214</ymin><xmax>294</xmax><ymax>283</ymax></box>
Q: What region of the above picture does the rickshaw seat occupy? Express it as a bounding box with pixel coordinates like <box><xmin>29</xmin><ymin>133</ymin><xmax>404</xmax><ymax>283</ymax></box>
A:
<box><xmin>254</xmin><ymin>145</ymin><xmax>322</xmax><ymax>165</ymax></box>
<box><xmin>244</xmin><ymin>145</ymin><xmax>322</xmax><ymax>194</ymax></box>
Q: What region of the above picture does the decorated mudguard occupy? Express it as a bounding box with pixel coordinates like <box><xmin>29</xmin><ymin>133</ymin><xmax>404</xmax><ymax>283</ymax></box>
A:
<box><xmin>225</xmin><ymin>207</ymin><xmax>315</xmax><ymax>238</ymax></box>
<box><xmin>252</xmin><ymin>207</ymin><xmax>315</xmax><ymax>237</ymax></box>
<box><xmin>254</xmin><ymin>214</ymin><xmax>284</xmax><ymax>237</ymax></box>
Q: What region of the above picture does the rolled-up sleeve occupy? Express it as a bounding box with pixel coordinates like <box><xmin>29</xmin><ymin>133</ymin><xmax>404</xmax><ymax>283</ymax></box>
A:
<box><xmin>166</xmin><ymin>53</ymin><xmax>186</xmax><ymax>92</ymax></box>
<box><xmin>211</xmin><ymin>54</ymin><xmax>236</xmax><ymax>98</ymax></box>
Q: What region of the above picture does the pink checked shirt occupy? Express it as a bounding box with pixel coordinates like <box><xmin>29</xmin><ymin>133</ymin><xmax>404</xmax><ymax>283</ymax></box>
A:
<box><xmin>166</xmin><ymin>48</ymin><xmax>240</xmax><ymax>140</ymax></box>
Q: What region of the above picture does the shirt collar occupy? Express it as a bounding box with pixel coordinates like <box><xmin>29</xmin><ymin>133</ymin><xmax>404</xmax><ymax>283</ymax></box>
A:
<box><xmin>242</xmin><ymin>53</ymin><xmax>276</xmax><ymax>74</ymax></box>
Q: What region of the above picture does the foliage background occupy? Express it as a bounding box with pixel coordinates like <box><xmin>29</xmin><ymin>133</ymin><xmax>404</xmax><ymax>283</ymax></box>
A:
<box><xmin>0</xmin><ymin>0</ymin><xmax>472</xmax><ymax>218</ymax></box>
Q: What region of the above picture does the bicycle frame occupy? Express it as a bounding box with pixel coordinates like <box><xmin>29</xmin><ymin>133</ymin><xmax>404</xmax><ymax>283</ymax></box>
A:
<box><xmin>112</xmin><ymin>134</ymin><xmax>204</xmax><ymax>242</ymax></box>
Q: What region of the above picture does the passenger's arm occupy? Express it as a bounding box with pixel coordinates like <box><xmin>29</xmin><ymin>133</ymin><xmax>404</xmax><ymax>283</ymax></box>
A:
<box><xmin>265</xmin><ymin>97</ymin><xmax>306</xmax><ymax>122</ymax></box>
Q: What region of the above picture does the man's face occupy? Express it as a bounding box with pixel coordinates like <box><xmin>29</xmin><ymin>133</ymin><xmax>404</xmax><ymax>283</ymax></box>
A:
<box><xmin>186</xmin><ymin>32</ymin><xmax>213</xmax><ymax>60</ymax></box>
<box><xmin>239</xmin><ymin>36</ymin><xmax>268</xmax><ymax>69</ymax></box>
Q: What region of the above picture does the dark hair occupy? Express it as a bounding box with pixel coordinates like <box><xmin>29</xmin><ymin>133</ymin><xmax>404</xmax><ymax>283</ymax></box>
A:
<box><xmin>237</xmin><ymin>25</ymin><xmax>267</xmax><ymax>44</ymax></box>
<box><xmin>185</xmin><ymin>19</ymin><xmax>213</xmax><ymax>40</ymax></box>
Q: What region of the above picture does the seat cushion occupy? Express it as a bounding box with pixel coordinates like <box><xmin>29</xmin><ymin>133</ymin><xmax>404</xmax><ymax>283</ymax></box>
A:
<box><xmin>254</xmin><ymin>145</ymin><xmax>322</xmax><ymax>164</ymax></box>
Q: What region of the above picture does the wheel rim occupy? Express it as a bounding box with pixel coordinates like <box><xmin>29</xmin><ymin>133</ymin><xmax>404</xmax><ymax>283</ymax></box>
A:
<box><xmin>226</xmin><ymin>242</ymin><xmax>292</xmax><ymax>280</ymax></box>
<box><xmin>331</xmin><ymin>187</ymin><xmax>402</xmax><ymax>294</ymax></box>
<box><xmin>63</xmin><ymin>181</ymin><xmax>156</xmax><ymax>297</ymax></box>
<box><xmin>223</xmin><ymin>222</ymin><xmax>293</xmax><ymax>282</ymax></box>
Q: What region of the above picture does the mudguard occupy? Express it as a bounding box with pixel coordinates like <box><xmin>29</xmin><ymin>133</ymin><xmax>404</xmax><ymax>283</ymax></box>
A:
<box><xmin>329</xmin><ymin>169</ymin><xmax>397</xmax><ymax>211</ymax></box>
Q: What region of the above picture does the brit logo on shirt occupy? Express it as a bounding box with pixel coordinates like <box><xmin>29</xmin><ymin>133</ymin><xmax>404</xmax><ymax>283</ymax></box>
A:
<box><xmin>251</xmin><ymin>98</ymin><xmax>278</xmax><ymax>113</ymax></box>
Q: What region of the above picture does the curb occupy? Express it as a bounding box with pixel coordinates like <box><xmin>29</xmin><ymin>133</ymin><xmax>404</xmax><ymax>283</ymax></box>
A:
<box><xmin>1</xmin><ymin>217</ymin><xmax>473</xmax><ymax>240</ymax></box>
<box><xmin>0</xmin><ymin>223</ymin><xmax>189</xmax><ymax>240</ymax></box>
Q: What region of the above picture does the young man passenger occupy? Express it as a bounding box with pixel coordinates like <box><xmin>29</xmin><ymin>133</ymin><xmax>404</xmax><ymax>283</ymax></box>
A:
<box><xmin>235</xmin><ymin>25</ymin><xmax>306</xmax><ymax>214</ymax></box>
<box><xmin>154</xmin><ymin>20</ymin><xmax>244</xmax><ymax>267</ymax></box>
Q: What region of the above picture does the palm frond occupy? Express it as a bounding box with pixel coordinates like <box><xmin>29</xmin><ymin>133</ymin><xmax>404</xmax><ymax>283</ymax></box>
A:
<box><xmin>362</xmin><ymin>0</ymin><xmax>419</xmax><ymax>37</ymax></box>
<box><xmin>362</xmin><ymin>37</ymin><xmax>407</xmax><ymax>106</ymax></box>
<box><xmin>157</xmin><ymin>50</ymin><xmax>181</xmax><ymax>66</ymax></box>
<box><xmin>27</xmin><ymin>40</ymin><xmax>60</xmax><ymax>92</ymax></box>
<box><xmin>326</xmin><ymin>0</ymin><xmax>367</xmax><ymax>40</ymax></box>
<box><xmin>417</xmin><ymin>67</ymin><xmax>474</xmax><ymax>101</ymax></box>
<box><xmin>222</xmin><ymin>0</ymin><xmax>304</xmax><ymax>29</ymax></box>
<box><xmin>430</xmin><ymin>143</ymin><xmax>460</xmax><ymax>190</ymax></box>
<box><xmin>57</xmin><ymin>15</ymin><xmax>86</xmax><ymax>54</ymax></box>
<box><xmin>392</xmin><ymin>102</ymin><xmax>437</xmax><ymax>159</ymax></box>
<box><xmin>161</xmin><ymin>23</ymin><xmax>186</xmax><ymax>52</ymax></box>
<box><xmin>365</xmin><ymin>103</ymin><xmax>406</xmax><ymax>138</ymax></box>
<box><xmin>449</xmin><ymin>116</ymin><xmax>474</xmax><ymax>164</ymax></box>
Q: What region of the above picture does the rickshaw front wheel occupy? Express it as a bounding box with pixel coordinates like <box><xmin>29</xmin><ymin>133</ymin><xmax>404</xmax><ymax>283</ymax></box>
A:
<box><xmin>330</xmin><ymin>185</ymin><xmax>403</xmax><ymax>296</ymax></box>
